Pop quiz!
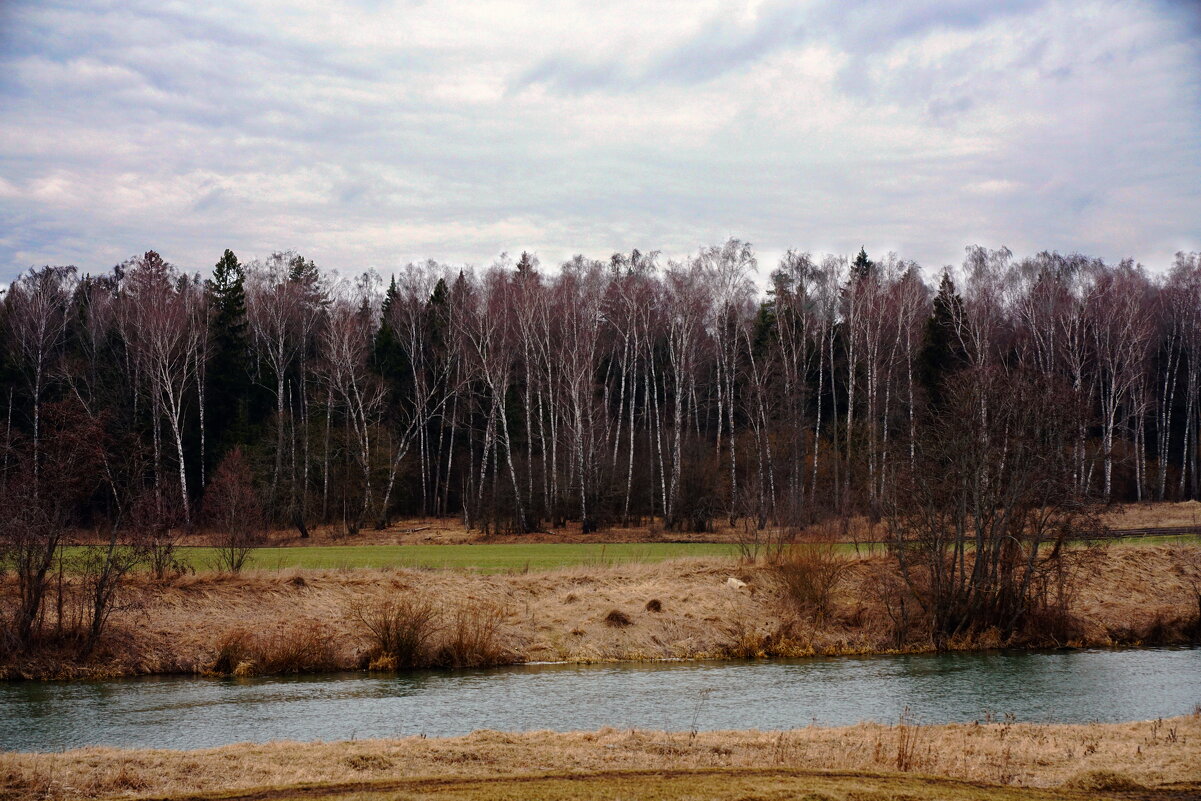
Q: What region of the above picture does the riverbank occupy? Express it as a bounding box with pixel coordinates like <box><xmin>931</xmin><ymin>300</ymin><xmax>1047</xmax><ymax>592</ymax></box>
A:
<box><xmin>3</xmin><ymin>714</ymin><xmax>1200</xmax><ymax>800</ymax></box>
<box><xmin>3</xmin><ymin>544</ymin><xmax>1198</xmax><ymax>680</ymax></box>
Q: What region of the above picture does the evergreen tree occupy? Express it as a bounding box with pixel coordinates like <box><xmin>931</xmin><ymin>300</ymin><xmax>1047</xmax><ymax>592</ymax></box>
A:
<box><xmin>373</xmin><ymin>274</ymin><xmax>407</xmax><ymax>392</ymax></box>
<box><xmin>426</xmin><ymin>277</ymin><xmax>450</xmax><ymax>354</ymax></box>
<box><xmin>206</xmin><ymin>249</ymin><xmax>251</xmax><ymax>463</ymax></box>
<box><xmin>917</xmin><ymin>271</ymin><xmax>966</xmax><ymax>409</ymax></box>
<box><xmin>851</xmin><ymin>246</ymin><xmax>875</xmax><ymax>281</ymax></box>
<box><xmin>288</xmin><ymin>253</ymin><xmax>319</xmax><ymax>285</ymax></box>
<box><xmin>751</xmin><ymin>298</ymin><xmax>777</xmax><ymax>359</ymax></box>
<box><xmin>515</xmin><ymin>251</ymin><xmax>538</xmax><ymax>276</ymax></box>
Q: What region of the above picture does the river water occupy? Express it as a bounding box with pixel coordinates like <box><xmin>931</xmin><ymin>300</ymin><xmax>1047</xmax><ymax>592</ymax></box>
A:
<box><xmin>2</xmin><ymin>647</ymin><xmax>1198</xmax><ymax>752</ymax></box>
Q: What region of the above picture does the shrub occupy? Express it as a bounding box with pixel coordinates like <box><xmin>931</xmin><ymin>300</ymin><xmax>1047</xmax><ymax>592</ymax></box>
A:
<box><xmin>207</xmin><ymin>623</ymin><xmax>340</xmax><ymax>676</ymax></box>
<box><xmin>352</xmin><ymin>596</ymin><xmax>439</xmax><ymax>670</ymax></box>
<box><xmin>774</xmin><ymin>541</ymin><xmax>852</xmax><ymax>623</ymax></box>
<box><xmin>128</xmin><ymin>486</ymin><xmax>186</xmax><ymax>581</ymax></box>
<box><xmin>434</xmin><ymin>602</ymin><xmax>514</xmax><ymax>669</ymax></box>
<box><xmin>203</xmin><ymin>448</ymin><xmax>265</xmax><ymax>573</ymax></box>
<box><xmin>256</xmin><ymin>624</ymin><xmax>340</xmax><ymax>674</ymax></box>
<box><xmin>209</xmin><ymin>628</ymin><xmax>255</xmax><ymax>675</ymax></box>
<box><xmin>645</xmin><ymin>599</ymin><xmax>663</xmax><ymax>613</ymax></box>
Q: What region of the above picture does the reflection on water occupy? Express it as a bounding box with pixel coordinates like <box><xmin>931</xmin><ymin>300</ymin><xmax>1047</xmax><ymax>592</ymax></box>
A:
<box><xmin>2</xmin><ymin>647</ymin><xmax>1198</xmax><ymax>752</ymax></box>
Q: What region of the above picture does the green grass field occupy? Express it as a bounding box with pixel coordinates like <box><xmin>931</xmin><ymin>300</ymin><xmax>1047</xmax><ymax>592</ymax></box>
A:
<box><xmin>62</xmin><ymin>534</ymin><xmax>1196</xmax><ymax>575</ymax></box>
<box><xmin>174</xmin><ymin>542</ymin><xmax>743</xmax><ymax>573</ymax></box>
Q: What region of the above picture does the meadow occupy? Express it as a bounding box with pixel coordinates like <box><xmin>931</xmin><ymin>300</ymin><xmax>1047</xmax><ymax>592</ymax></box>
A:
<box><xmin>62</xmin><ymin>532</ymin><xmax>1195</xmax><ymax>576</ymax></box>
<box><xmin>172</xmin><ymin>542</ymin><xmax>744</xmax><ymax>573</ymax></box>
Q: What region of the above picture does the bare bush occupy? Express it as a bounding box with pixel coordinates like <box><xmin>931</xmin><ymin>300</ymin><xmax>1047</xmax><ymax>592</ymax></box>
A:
<box><xmin>434</xmin><ymin>601</ymin><xmax>514</xmax><ymax>669</ymax></box>
<box><xmin>203</xmin><ymin>448</ymin><xmax>264</xmax><ymax>573</ymax></box>
<box><xmin>207</xmin><ymin>622</ymin><xmax>340</xmax><ymax>676</ymax></box>
<box><xmin>127</xmin><ymin>487</ymin><xmax>185</xmax><ymax>581</ymax></box>
<box><xmin>885</xmin><ymin>368</ymin><xmax>1103</xmax><ymax>647</ymax></box>
<box><xmin>71</xmin><ymin>534</ymin><xmax>144</xmax><ymax>655</ymax></box>
<box><xmin>893</xmin><ymin>708</ymin><xmax>925</xmax><ymax>772</ymax></box>
<box><xmin>773</xmin><ymin>538</ymin><xmax>853</xmax><ymax>623</ymax></box>
<box><xmin>0</xmin><ymin>399</ymin><xmax>105</xmax><ymax>650</ymax></box>
<box><xmin>864</xmin><ymin>566</ymin><xmax>917</xmax><ymax>648</ymax></box>
<box><xmin>352</xmin><ymin>595</ymin><xmax>439</xmax><ymax>670</ymax></box>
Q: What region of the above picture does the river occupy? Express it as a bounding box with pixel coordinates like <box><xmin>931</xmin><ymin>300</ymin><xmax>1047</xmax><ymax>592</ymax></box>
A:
<box><xmin>2</xmin><ymin>646</ymin><xmax>1198</xmax><ymax>752</ymax></box>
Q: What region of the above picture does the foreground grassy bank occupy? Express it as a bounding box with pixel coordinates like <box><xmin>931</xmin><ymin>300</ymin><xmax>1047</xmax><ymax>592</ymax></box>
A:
<box><xmin>3</xmin><ymin>544</ymin><xmax>1198</xmax><ymax>680</ymax></box>
<box><xmin>4</xmin><ymin>715</ymin><xmax>1200</xmax><ymax>800</ymax></box>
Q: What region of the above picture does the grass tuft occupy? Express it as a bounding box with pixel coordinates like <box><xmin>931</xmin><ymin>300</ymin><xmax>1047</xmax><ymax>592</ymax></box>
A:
<box><xmin>604</xmin><ymin>609</ymin><xmax>633</xmax><ymax>627</ymax></box>
<box><xmin>206</xmin><ymin>622</ymin><xmax>340</xmax><ymax>676</ymax></box>
<box><xmin>353</xmin><ymin>596</ymin><xmax>439</xmax><ymax>670</ymax></box>
<box><xmin>1063</xmin><ymin>769</ymin><xmax>1145</xmax><ymax>792</ymax></box>
<box><xmin>433</xmin><ymin>602</ymin><xmax>515</xmax><ymax>669</ymax></box>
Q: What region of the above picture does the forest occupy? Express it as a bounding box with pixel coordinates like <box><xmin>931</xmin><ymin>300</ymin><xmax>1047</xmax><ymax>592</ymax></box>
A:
<box><xmin>2</xmin><ymin>241</ymin><xmax>1200</xmax><ymax>539</ymax></box>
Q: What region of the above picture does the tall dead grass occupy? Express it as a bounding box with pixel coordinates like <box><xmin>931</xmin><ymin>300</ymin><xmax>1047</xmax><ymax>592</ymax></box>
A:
<box><xmin>206</xmin><ymin>621</ymin><xmax>342</xmax><ymax>676</ymax></box>
<box><xmin>433</xmin><ymin>602</ymin><xmax>515</xmax><ymax>669</ymax></box>
<box><xmin>353</xmin><ymin>596</ymin><xmax>517</xmax><ymax>671</ymax></box>
<box><xmin>352</xmin><ymin>596</ymin><xmax>439</xmax><ymax>669</ymax></box>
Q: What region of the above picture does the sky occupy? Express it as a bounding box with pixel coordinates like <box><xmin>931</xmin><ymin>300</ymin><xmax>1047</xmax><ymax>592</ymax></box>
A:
<box><xmin>0</xmin><ymin>0</ymin><xmax>1199</xmax><ymax>282</ymax></box>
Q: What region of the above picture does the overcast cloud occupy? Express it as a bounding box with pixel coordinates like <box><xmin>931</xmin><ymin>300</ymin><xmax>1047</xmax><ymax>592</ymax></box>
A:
<box><xmin>0</xmin><ymin>0</ymin><xmax>1198</xmax><ymax>280</ymax></box>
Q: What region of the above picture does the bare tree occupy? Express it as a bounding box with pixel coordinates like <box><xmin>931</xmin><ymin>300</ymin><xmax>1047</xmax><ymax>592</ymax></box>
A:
<box><xmin>886</xmin><ymin>367</ymin><xmax>1098</xmax><ymax>647</ymax></box>
<box><xmin>5</xmin><ymin>266</ymin><xmax>75</xmax><ymax>492</ymax></box>
<box><xmin>120</xmin><ymin>252</ymin><xmax>204</xmax><ymax>521</ymax></box>
<box><xmin>204</xmin><ymin>447</ymin><xmax>264</xmax><ymax>572</ymax></box>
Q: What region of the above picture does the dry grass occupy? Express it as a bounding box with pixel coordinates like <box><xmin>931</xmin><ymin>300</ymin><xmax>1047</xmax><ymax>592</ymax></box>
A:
<box><xmin>432</xmin><ymin>601</ymin><xmax>516</xmax><ymax>669</ymax></box>
<box><xmin>602</xmin><ymin>609</ymin><xmax>633</xmax><ymax>627</ymax></box>
<box><xmin>61</xmin><ymin>501</ymin><xmax>1201</xmax><ymax>554</ymax></box>
<box><xmin>2</xmin><ymin>714</ymin><xmax>1199</xmax><ymax>800</ymax></box>
<box><xmin>353</xmin><ymin>595</ymin><xmax>440</xmax><ymax>669</ymax></box>
<box><xmin>1104</xmin><ymin>500</ymin><xmax>1201</xmax><ymax>530</ymax></box>
<box><xmin>2</xmin><ymin>545</ymin><xmax>1199</xmax><ymax>680</ymax></box>
<box><xmin>203</xmin><ymin>620</ymin><xmax>343</xmax><ymax>676</ymax></box>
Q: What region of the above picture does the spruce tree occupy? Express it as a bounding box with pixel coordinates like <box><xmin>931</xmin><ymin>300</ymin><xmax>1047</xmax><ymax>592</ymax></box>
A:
<box><xmin>373</xmin><ymin>274</ymin><xmax>407</xmax><ymax>392</ymax></box>
<box><xmin>288</xmin><ymin>253</ymin><xmax>319</xmax><ymax>285</ymax></box>
<box><xmin>917</xmin><ymin>271</ymin><xmax>966</xmax><ymax>409</ymax></box>
<box><xmin>851</xmin><ymin>246</ymin><xmax>875</xmax><ymax>281</ymax></box>
<box><xmin>515</xmin><ymin>251</ymin><xmax>538</xmax><ymax>276</ymax></box>
<box><xmin>206</xmin><ymin>249</ymin><xmax>250</xmax><ymax>462</ymax></box>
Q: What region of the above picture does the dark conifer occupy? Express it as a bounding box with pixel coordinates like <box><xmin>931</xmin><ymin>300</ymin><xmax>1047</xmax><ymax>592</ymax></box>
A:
<box><xmin>851</xmin><ymin>246</ymin><xmax>875</xmax><ymax>281</ymax></box>
<box><xmin>917</xmin><ymin>270</ymin><xmax>966</xmax><ymax>409</ymax></box>
<box><xmin>206</xmin><ymin>249</ymin><xmax>250</xmax><ymax>463</ymax></box>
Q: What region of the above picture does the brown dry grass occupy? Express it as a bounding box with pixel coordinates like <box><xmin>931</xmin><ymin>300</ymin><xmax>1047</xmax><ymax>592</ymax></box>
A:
<box><xmin>2</xmin><ymin>545</ymin><xmax>1199</xmax><ymax>680</ymax></box>
<box><xmin>1104</xmin><ymin>500</ymin><xmax>1201</xmax><ymax>530</ymax></box>
<box><xmin>2</xmin><ymin>714</ymin><xmax>1199</xmax><ymax>800</ymax></box>
<box><xmin>64</xmin><ymin>501</ymin><xmax>1201</xmax><ymax>551</ymax></box>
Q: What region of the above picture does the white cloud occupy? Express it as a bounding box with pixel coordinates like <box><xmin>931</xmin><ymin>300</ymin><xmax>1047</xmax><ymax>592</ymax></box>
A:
<box><xmin>0</xmin><ymin>0</ymin><xmax>1197</xmax><ymax>279</ymax></box>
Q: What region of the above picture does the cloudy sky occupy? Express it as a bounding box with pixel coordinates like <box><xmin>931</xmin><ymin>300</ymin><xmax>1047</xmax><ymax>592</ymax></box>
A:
<box><xmin>1</xmin><ymin>0</ymin><xmax>1198</xmax><ymax>281</ymax></box>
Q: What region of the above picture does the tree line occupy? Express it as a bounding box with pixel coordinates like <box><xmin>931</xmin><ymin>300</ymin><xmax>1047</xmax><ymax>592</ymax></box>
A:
<box><xmin>2</xmin><ymin>242</ymin><xmax>1201</xmax><ymax>538</ymax></box>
